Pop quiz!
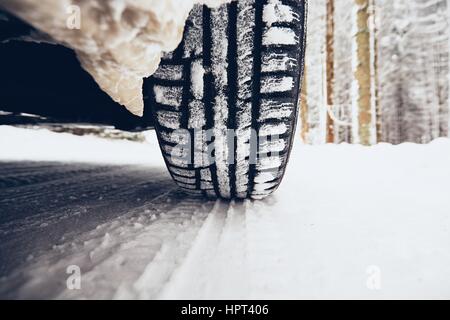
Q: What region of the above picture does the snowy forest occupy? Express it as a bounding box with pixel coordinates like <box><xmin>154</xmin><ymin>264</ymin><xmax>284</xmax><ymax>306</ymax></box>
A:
<box><xmin>301</xmin><ymin>0</ymin><xmax>450</xmax><ymax>145</ymax></box>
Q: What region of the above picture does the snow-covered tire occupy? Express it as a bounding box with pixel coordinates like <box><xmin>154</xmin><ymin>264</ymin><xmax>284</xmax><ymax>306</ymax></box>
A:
<box><xmin>145</xmin><ymin>0</ymin><xmax>308</xmax><ymax>200</ymax></box>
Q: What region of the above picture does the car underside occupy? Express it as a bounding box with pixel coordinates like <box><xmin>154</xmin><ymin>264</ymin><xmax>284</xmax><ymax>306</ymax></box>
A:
<box><xmin>0</xmin><ymin>9</ymin><xmax>154</xmax><ymax>131</ymax></box>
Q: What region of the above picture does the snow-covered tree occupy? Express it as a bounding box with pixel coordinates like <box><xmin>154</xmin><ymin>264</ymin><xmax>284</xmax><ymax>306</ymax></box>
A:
<box><xmin>332</xmin><ymin>0</ymin><xmax>354</xmax><ymax>143</ymax></box>
<box><xmin>325</xmin><ymin>0</ymin><xmax>335</xmax><ymax>143</ymax></box>
<box><xmin>399</xmin><ymin>0</ymin><xmax>449</xmax><ymax>143</ymax></box>
<box><xmin>300</xmin><ymin>0</ymin><xmax>327</xmax><ymax>144</ymax></box>
<box><xmin>377</xmin><ymin>0</ymin><xmax>409</xmax><ymax>144</ymax></box>
<box><xmin>301</xmin><ymin>0</ymin><xmax>450</xmax><ymax>145</ymax></box>
<box><xmin>369</xmin><ymin>0</ymin><xmax>450</xmax><ymax>143</ymax></box>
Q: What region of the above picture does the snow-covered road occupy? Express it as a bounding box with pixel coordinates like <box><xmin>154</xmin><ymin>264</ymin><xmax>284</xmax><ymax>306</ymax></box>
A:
<box><xmin>1</xmin><ymin>126</ymin><xmax>450</xmax><ymax>299</ymax></box>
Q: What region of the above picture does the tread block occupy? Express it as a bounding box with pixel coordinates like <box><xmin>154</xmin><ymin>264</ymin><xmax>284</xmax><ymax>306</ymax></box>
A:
<box><xmin>263</xmin><ymin>27</ymin><xmax>297</xmax><ymax>46</ymax></box>
<box><xmin>152</xmin><ymin>65</ymin><xmax>184</xmax><ymax>81</ymax></box>
<box><xmin>260</xmin><ymin>75</ymin><xmax>294</xmax><ymax>94</ymax></box>
<box><xmin>154</xmin><ymin>85</ymin><xmax>183</xmax><ymax>109</ymax></box>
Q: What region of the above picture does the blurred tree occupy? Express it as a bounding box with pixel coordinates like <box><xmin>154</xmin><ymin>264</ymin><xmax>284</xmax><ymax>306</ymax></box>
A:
<box><xmin>333</xmin><ymin>0</ymin><xmax>354</xmax><ymax>143</ymax></box>
<box><xmin>302</xmin><ymin>0</ymin><xmax>327</xmax><ymax>144</ymax></box>
<box><xmin>353</xmin><ymin>0</ymin><xmax>374</xmax><ymax>145</ymax></box>
<box><xmin>326</xmin><ymin>0</ymin><xmax>335</xmax><ymax>143</ymax></box>
<box><xmin>300</xmin><ymin>0</ymin><xmax>450</xmax><ymax>145</ymax></box>
<box><xmin>300</xmin><ymin>66</ymin><xmax>309</xmax><ymax>142</ymax></box>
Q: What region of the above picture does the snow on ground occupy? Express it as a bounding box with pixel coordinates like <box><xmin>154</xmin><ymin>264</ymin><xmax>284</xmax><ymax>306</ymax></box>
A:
<box><xmin>0</xmin><ymin>125</ymin><xmax>161</xmax><ymax>165</ymax></box>
<box><xmin>0</xmin><ymin>125</ymin><xmax>450</xmax><ymax>299</ymax></box>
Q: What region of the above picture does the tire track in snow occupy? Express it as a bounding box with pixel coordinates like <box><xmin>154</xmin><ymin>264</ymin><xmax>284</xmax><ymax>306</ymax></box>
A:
<box><xmin>0</xmin><ymin>162</ymin><xmax>176</xmax><ymax>279</ymax></box>
<box><xmin>243</xmin><ymin>197</ymin><xmax>298</xmax><ymax>299</ymax></box>
<box><xmin>0</xmin><ymin>189</ymin><xmax>216</xmax><ymax>299</ymax></box>
<box><xmin>154</xmin><ymin>196</ymin><xmax>299</xmax><ymax>299</ymax></box>
<box><xmin>1</xmin><ymin>162</ymin><xmax>301</xmax><ymax>299</ymax></box>
<box><xmin>0</xmin><ymin>164</ymin><xmax>170</xmax><ymax>236</ymax></box>
<box><xmin>0</xmin><ymin>162</ymin><xmax>112</xmax><ymax>189</ymax></box>
<box><xmin>157</xmin><ymin>200</ymin><xmax>250</xmax><ymax>299</ymax></box>
<box><xmin>120</xmin><ymin>199</ymin><xmax>219</xmax><ymax>300</ymax></box>
<box><xmin>0</xmin><ymin>164</ymin><xmax>148</xmax><ymax>205</ymax></box>
<box><xmin>60</xmin><ymin>192</ymin><xmax>213</xmax><ymax>300</ymax></box>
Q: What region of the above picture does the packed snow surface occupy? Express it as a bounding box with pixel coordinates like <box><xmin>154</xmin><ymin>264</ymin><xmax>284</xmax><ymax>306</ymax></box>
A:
<box><xmin>1</xmin><ymin>126</ymin><xmax>450</xmax><ymax>299</ymax></box>
<box><xmin>0</xmin><ymin>0</ymin><xmax>233</xmax><ymax>116</ymax></box>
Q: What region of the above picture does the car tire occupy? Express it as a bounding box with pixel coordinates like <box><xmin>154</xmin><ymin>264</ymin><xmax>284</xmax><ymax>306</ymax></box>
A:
<box><xmin>145</xmin><ymin>0</ymin><xmax>308</xmax><ymax>200</ymax></box>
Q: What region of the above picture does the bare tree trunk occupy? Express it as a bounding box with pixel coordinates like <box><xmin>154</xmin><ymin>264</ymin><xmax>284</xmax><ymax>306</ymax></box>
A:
<box><xmin>370</xmin><ymin>0</ymin><xmax>381</xmax><ymax>143</ymax></box>
<box><xmin>448</xmin><ymin>0</ymin><xmax>450</xmax><ymax>137</ymax></box>
<box><xmin>326</xmin><ymin>0</ymin><xmax>335</xmax><ymax>143</ymax></box>
<box><xmin>353</xmin><ymin>0</ymin><xmax>374</xmax><ymax>145</ymax></box>
<box><xmin>300</xmin><ymin>66</ymin><xmax>309</xmax><ymax>142</ymax></box>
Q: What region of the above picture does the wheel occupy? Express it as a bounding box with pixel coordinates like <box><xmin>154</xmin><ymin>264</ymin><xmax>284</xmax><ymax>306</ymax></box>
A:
<box><xmin>144</xmin><ymin>0</ymin><xmax>308</xmax><ymax>200</ymax></box>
